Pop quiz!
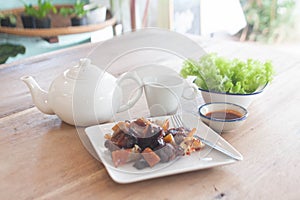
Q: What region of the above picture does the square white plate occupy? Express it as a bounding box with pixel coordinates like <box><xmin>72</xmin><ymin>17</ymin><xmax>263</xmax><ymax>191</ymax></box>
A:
<box><xmin>85</xmin><ymin>114</ymin><xmax>242</xmax><ymax>184</ymax></box>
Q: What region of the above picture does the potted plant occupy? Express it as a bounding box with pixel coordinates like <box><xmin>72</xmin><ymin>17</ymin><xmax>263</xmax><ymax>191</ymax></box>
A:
<box><xmin>34</xmin><ymin>0</ymin><xmax>57</xmax><ymax>28</ymax></box>
<box><xmin>59</xmin><ymin>0</ymin><xmax>88</xmax><ymax>26</ymax></box>
<box><xmin>21</xmin><ymin>3</ymin><xmax>36</xmax><ymax>28</ymax></box>
<box><xmin>21</xmin><ymin>0</ymin><xmax>57</xmax><ymax>29</ymax></box>
<box><xmin>0</xmin><ymin>12</ymin><xmax>17</xmax><ymax>27</ymax></box>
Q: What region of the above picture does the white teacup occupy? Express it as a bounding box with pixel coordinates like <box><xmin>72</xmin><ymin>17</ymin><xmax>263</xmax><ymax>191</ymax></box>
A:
<box><xmin>143</xmin><ymin>75</ymin><xmax>197</xmax><ymax>116</ymax></box>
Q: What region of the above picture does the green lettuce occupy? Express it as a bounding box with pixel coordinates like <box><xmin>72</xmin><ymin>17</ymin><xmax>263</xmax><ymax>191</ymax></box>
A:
<box><xmin>180</xmin><ymin>53</ymin><xmax>275</xmax><ymax>94</ymax></box>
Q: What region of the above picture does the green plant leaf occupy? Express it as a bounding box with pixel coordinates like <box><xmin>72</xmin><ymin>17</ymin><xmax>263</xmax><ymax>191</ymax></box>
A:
<box><xmin>180</xmin><ymin>53</ymin><xmax>275</xmax><ymax>94</ymax></box>
<box><xmin>59</xmin><ymin>0</ymin><xmax>87</xmax><ymax>18</ymax></box>
<box><xmin>0</xmin><ymin>43</ymin><xmax>26</xmax><ymax>64</ymax></box>
<box><xmin>22</xmin><ymin>0</ymin><xmax>56</xmax><ymax>19</ymax></box>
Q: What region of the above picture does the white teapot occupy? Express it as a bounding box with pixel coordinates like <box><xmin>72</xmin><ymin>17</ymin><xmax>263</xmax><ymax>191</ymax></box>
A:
<box><xmin>21</xmin><ymin>58</ymin><xmax>143</xmax><ymax>126</ymax></box>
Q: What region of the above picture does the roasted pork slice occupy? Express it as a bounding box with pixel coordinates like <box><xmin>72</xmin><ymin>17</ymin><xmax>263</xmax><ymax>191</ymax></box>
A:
<box><xmin>141</xmin><ymin>147</ymin><xmax>161</xmax><ymax>167</ymax></box>
<box><xmin>154</xmin><ymin>143</ymin><xmax>176</xmax><ymax>163</ymax></box>
<box><xmin>110</xmin><ymin>129</ymin><xmax>137</xmax><ymax>149</ymax></box>
<box><xmin>129</xmin><ymin>119</ymin><xmax>164</xmax><ymax>150</ymax></box>
<box><xmin>112</xmin><ymin>121</ymin><xmax>130</xmax><ymax>133</ymax></box>
<box><xmin>104</xmin><ymin>140</ymin><xmax>121</xmax><ymax>152</ymax></box>
<box><xmin>167</xmin><ymin>127</ymin><xmax>189</xmax><ymax>144</ymax></box>
<box><xmin>133</xmin><ymin>158</ymin><xmax>149</xmax><ymax>169</ymax></box>
<box><xmin>111</xmin><ymin>145</ymin><xmax>142</xmax><ymax>167</ymax></box>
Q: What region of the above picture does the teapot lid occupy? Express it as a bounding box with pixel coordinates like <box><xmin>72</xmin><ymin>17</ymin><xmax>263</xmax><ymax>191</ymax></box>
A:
<box><xmin>66</xmin><ymin>58</ymin><xmax>100</xmax><ymax>80</ymax></box>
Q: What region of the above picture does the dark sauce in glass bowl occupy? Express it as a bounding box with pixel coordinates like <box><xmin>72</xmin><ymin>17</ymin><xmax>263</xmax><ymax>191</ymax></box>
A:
<box><xmin>205</xmin><ymin>110</ymin><xmax>243</xmax><ymax>120</ymax></box>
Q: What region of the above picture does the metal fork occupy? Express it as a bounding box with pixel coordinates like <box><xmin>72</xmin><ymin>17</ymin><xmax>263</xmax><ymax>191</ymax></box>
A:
<box><xmin>171</xmin><ymin>115</ymin><xmax>242</xmax><ymax>160</ymax></box>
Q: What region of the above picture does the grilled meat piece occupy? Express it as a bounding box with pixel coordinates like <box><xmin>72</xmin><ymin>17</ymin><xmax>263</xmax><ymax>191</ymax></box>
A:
<box><xmin>110</xmin><ymin>123</ymin><xmax>137</xmax><ymax>149</ymax></box>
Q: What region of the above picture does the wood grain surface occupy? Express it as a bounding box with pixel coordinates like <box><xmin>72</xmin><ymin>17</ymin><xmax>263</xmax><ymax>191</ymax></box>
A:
<box><xmin>0</xmin><ymin>33</ymin><xmax>299</xmax><ymax>200</ymax></box>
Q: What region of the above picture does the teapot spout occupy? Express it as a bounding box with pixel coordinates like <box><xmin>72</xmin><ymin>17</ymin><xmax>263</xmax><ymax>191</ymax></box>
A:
<box><xmin>21</xmin><ymin>76</ymin><xmax>54</xmax><ymax>115</ymax></box>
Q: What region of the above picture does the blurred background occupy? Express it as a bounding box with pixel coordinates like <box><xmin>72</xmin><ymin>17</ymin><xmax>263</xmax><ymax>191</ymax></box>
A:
<box><xmin>1</xmin><ymin>0</ymin><xmax>299</xmax><ymax>64</ymax></box>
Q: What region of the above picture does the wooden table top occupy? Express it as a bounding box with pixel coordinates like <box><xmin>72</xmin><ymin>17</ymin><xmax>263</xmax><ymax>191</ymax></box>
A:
<box><xmin>1</xmin><ymin>31</ymin><xmax>300</xmax><ymax>200</ymax></box>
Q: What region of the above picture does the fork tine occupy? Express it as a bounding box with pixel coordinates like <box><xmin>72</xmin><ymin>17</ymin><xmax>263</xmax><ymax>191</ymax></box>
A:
<box><xmin>171</xmin><ymin>115</ymin><xmax>177</xmax><ymax>128</ymax></box>
<box><xmin>172</xmin><ymin>115</ymin><xmax>184</xmax><ymax>128</ymax></box>
<box><xmin>172</xmin><ymin>115</ymin><xmax>242</xmax><ymax>160</ymax></box>
<box><xmin>175</xmin><ymin>115</ymin><xmax>183</xmax><ymax>127</ymax></box>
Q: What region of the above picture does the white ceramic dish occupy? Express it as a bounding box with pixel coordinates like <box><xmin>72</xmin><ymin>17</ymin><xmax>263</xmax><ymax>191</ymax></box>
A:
<box><xmin>199</xmin><ymin>84</ymin><xmax>267</xmax><ymax>108</ymax></box>
<box><xmin>198</xmin><ymin>102</ymin><xmax>248</xmax><ymax>133</ymax></box>
<box><xmin>85</xmin><ymin>4</ymin><xmax>107</xmax><ymax>24</ymax></box>
<box><xmin>85</xmin><ymin>114</ymin><xmax>242</xmax><ymax>184</ymax></box>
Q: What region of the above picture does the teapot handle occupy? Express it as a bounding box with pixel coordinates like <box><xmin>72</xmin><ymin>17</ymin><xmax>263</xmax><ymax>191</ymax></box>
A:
<box><xmin>116</xmin><ymin>71</ymin><xmax>143</xmax><ymax>112</ymax></box>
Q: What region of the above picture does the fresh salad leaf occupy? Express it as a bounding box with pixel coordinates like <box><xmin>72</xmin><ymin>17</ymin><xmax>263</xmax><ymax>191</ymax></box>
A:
<box><xmin>180</xmin><ymin>53</ymin><xmax>275</xmax><ymax>94</ymax></box>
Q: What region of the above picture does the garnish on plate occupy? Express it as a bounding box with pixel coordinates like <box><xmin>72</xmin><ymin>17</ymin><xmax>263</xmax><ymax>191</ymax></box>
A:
<box><xmin>180</xmin><ymin>53</ymin><xmax>275</xmax><ymax>94</ymax></box>
<box><xmin>104</xmin><ymin>118</ymin><xmax>205</xmax><ymax>169</ymax></box>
